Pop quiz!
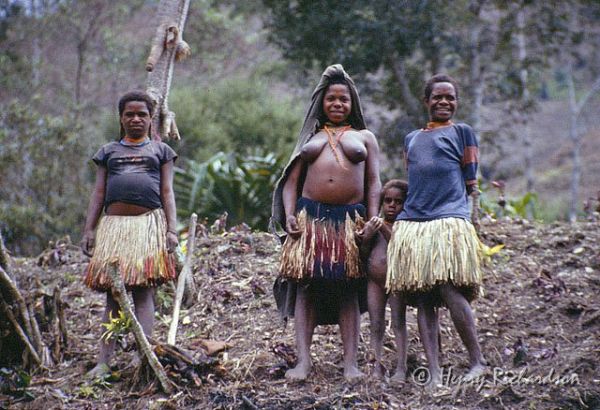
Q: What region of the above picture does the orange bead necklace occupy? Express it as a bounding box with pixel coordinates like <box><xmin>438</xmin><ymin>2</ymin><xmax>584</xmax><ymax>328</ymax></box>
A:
<box><xmin>323</xmin><ymin>124</ymin><xmax>351</xmax><ymax>168</ymax></box>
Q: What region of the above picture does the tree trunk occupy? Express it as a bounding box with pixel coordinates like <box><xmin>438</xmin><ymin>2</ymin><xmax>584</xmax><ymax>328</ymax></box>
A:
<box><xmin>389</xmin><ymin>57</ymin><xmax>424</xmax><ymax>127</ymax></box>
<box><xmin>145</xmin><ymin>0</ymin><xmax>191</xmax><ymax>141</ymax></box>
<box><xmin>107</xmin><ymin>261</ymin><xmax>173</xmax><ymax>394</ymax></box>
<box><xmin>566</xmin><ymin>63</ymin><xmax>600</xmax><ymax>222</ymax></box>
<box><xmin>516</xmin><ymin>5</ymin><xmax>534</xmax><ymax>220</ymax></box>
<box><xmin>567</xmin><ymin>69</ymin><xmax>580</xmax><ymax>223</ymax></box>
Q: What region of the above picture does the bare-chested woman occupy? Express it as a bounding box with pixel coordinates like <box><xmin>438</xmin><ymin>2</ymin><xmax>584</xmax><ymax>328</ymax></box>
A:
<box><xmin>271</xmin><ymin>64</ymin><xmax>381</xmax><ymax>381</ymax></box>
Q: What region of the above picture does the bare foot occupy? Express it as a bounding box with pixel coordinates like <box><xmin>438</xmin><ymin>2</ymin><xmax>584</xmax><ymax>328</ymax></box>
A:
<box><xmin>390</xmin><ymin>368</ymin><xmax>406</xmax><ymax>384</ymax></box>
<box><xmin>463</xmin><ymin>363</ymin><xmax>487</xmax><ymax>382</ymax></box>
<box><xmin>427</xmin><ymin>368</ymin><xmax>442</xmax><ymax>388</ymax></box>
<box><xmin>373</xmin><ymin>362</ymin><xmax>385</xmax><ymax>379</ymax></box>
<box><xmin>285</xmin><ymin>361</ymin><xmax>312</xmax><ymax>381</ymax></box>
<box><xmin>344</xmin><ymin>365</ymin><xmax>365</xmax><ymax>382</ymax></box>
<box><xmin>425</xmin><ymin>374</ymin><xmax>445</xmax><ymax>393</ymax></box>
<box><xmin>85</xmin><ymin>363</ymin><xmax>110</xmax><ymax>380</ymax></box>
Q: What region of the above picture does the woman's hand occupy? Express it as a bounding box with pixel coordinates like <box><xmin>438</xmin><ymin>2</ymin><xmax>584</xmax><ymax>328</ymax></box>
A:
<box><xmin>166</xmin><ymin>231</ymin><xmax>179</xmax><ymax>253</ymax></box>
<box><xmin>80</xmin><ymin>230</ymin><xmax>96</xmax><ymax>257</ymax></box>
<box><xmin>286</xmin><ymin>215</ymin><xmax>302</xmax><ymax>239</ymax></box>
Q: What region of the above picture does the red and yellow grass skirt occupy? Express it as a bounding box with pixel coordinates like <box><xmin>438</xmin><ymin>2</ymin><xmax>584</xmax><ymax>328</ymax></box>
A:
<box><xmin>279</xmin><ymin>198</ymin><xmax>365</xmax><ymax>281</ymax></box>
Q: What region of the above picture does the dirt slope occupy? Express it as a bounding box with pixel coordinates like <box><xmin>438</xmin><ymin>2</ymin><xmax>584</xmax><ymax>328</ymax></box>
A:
<box><xmin>1</xmin><ymin>219</ymin><xmax>599</xmax><ymax>409</ymax></box>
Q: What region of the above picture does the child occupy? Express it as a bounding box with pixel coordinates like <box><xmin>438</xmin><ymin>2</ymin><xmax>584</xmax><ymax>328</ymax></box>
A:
<box><xmin>359</xmin><ymin>179</ymin><xmax>408</xmax><ymax>381</ymax></box>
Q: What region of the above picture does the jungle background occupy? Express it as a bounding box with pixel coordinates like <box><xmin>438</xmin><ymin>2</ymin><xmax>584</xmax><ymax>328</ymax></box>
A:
<box><xmin>1</xmin><ymin>0</ymin><xmax>600</xmax><ymax>255</ymax></box>
<box><xmin>1</xmin><ymin>1</ymin><xmax>600</xmax><ymax>409</ymax></box>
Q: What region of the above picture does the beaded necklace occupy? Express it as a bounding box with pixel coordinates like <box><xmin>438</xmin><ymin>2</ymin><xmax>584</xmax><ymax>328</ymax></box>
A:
<box><xmin>120</xmin><ymin>136</ymin><xmax>150</xmax><ymax>147</ymax></box>
<box><xmin>423</xmin><ymin>120</ymin><xmax>453</xmax><ymax>131</ymax></box>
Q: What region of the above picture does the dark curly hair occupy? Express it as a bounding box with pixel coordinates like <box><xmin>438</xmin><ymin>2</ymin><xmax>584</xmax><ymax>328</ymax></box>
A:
<box><xmin>423</xmin><ymin>74</ymin><xmax>459</xmax><ymax>101</ymax></box>
<box><xmin>117</xmin><ymin>91</ymin><xmax>155</xmax><ymax>139</ymax></box>
<box><xmin>380</xmin><ymin>179</ymin><xmax>408</xmax><ymax>208</ymax></box>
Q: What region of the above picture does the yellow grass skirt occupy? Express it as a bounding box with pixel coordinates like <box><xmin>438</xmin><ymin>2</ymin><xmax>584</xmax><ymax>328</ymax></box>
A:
<box><xmin>386</xmin><ymin>218</ymin><xmax>483</xmax><ymax>303</ymax></box>
<box><xmin>84</xmin><ymin>208</ymin><xmax>176</xmax><ymax>291</ymax></box>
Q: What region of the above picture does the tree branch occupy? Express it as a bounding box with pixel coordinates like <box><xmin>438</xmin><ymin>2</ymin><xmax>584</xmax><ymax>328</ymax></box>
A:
<box><xmin>0</xmin><ymin>298</ymin><xmax>41</xmax><ymax>367</ymax></box>
<box><xmin>575</xmin><ymin>75</ymin><xmax>600</xmax><ymax>115</ymax></box>
<box><xmin>0</xmin><ymin>265</ymin><xmax>34</xmax><ymax>338</ymax></box>
<box><xmin>389</xmin><ymin>57</ymin><xmax>423</xmax><ymax>124</ymax></box>
<box><xmin>107</xmin><ymin>261</ymin><xmax>172</xmax><ymax>394</ymax></box>
<box><xmin>168</xmin><ymin>213</ymin><xmax>197</xmax><ymax>345</ymax></box>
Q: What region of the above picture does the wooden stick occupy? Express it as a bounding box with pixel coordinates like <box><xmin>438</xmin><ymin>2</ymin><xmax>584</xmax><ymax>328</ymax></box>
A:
<box><xmin>53</xmin><ymin>286</ymin><xmax>68</xmax><ymax>360</ymax></box>
<box><xmin>471</xmin><ymin>189</ymin><xmax>481</xmax><ymax>232</ymax></box>
<box><xmin>168</xmin><ymin>213</ymin><xmax>197</xmax><ymax>345</ymax></box>
<box><xmin>1</xmin><ymin>298</ymin><xmax>41</xmax><ymax>366</ymax></box>
<box><xmin>56</xmin><ymin>286</ymin><xmax>68</xmax><ymax>348</ymax></box>
<box><xmin>28</xmin><ymin>304</ymin><xmax>43</xmax><ymax>352</ymax></box>
<box><xmin>107</xmin><ymin>260</ymin><xmax>172</xmax><ymax>394</ymax></box>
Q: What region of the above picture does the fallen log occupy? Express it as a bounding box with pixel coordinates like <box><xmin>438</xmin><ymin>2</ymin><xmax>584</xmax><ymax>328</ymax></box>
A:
<box><xmin>106</xmin><ymin>260</ymin><xmax>173</xmax><ymax>394</ymax></box>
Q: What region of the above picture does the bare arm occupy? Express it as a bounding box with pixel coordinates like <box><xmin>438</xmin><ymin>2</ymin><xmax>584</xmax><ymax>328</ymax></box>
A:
<box><xmin>81</xmin><ymin>166</ymin><xmax>107</xmax><ymax>256</ymax></box>
<box><xmin>380</xmin><ymin>223</ymin><xmax>393</xmax><ymax>242</ymax></box>
<box><xmin>356</xmin><ymin>216</ymin><xmax>383</xmax><ymax>254</ymax></box>
<box><xmin>362</xmin><ymin>130</ymin><xmax>382</xmax><ymax>219</ymax></box>
<box><xmin>282</xmin><ymin>159</ymin><xmax>303</xmax><ymax>238</ymax></box>
<box><xmin>160</xmin><ymin>160</ymin><xmax>178</xmax><ymax>253</ymax></box>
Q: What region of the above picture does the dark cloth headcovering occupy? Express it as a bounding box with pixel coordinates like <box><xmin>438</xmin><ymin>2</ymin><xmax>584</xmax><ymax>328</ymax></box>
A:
<box><xmin>269</xmin><ymin>64</ymin><xmax>367</xmax><ymax>239</ymax></box>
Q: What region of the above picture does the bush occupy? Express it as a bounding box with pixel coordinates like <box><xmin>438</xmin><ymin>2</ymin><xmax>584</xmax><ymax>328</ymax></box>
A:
<box><xmin>169</xmin><ymin>76</ymin><xmax>302</xmax><ymax>162</ymax></box>
<box><xmin>0</xmin><ymin>102</ymin><xmax>97</xmax><ymax>254</ymax></box>
<box><xmin>175</xmin><ymin>151</ymin><xmax>284</xmax><ymax>230</ymax></box>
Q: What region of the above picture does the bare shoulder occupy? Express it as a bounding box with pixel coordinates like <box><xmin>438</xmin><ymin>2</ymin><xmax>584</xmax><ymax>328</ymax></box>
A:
<box><xmin>359</xmin><ymin>129</ymin><xmax>376</xmax><ymax>141</ymax></box>
<box><xmin>358</xmin><ymin>129</ymin><xmax>377</xmax><ymax>145</ymax></box>
<box><xmin>359</xmin><ymin>129</ymin><xmax>379</xmax><ymax>150</ymax></box>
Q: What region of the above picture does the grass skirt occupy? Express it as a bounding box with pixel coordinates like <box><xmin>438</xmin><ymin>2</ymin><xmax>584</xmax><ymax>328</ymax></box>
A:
<box><xmin>279</xmin><ymin>198</ymin><xmax>365</xmax><ymax>281</ymax></box>
<box><xmin>84</xmin><ymin>208</ymin><xmax>176</xmax><ymax>291</ymax></box>
<box><xmin>386</xmin><ymin>217</ymin><xmax>483</xmax><ymax>306</ymax></box>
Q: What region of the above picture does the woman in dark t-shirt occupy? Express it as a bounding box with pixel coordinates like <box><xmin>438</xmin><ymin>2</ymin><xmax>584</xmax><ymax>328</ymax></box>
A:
<box><xmin>386</xmin><ymin>74</ymin><xmax>486</xmax><ymax>387</ymax></box>
<box><xmin>81</xmin><ymin>91</ymin><xmax>178</xmax><ymax>378</ymax></box>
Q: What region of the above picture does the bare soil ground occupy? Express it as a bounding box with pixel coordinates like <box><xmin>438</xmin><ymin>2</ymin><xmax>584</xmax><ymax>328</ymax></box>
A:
<box><xmin>1</xmin><ymin>218</ymin><xmax>600</xmax><ymax>409</ymax></box>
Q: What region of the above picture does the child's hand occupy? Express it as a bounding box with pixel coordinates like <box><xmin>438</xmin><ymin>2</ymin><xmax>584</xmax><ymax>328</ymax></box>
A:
<box><xmin>358</xmin><ymin>216</ymin><xmax>383</xmax><ymax>239</ymax></box>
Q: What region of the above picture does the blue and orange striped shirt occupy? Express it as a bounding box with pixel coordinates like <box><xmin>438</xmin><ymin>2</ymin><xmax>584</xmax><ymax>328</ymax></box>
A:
<box><xmin>398</xmin><ymin>122</ymin><xmax>479</xmax><ymax>221</ymax></box>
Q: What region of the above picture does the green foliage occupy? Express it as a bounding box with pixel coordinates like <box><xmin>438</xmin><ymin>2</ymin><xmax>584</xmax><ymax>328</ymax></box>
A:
<box><xmin>261</xmin><ymin>0</ymin><xmax>471</xmax><ymax>127</ymax></box>
<box><xmin>0</xmin><ymin>367</ymin><xmax>33</xmax><ymax>400</ymax></box>
<box><xmin>175</xmin><ymin>151</ymin><xmax>284</xmax><ymax>230</ymax></box>
<box><xmin>100</xmin><ymin>310</ymin><xmax>131</xmax><ymax>343</ymax></box>
<box><xmin>479</xmin><ymin>182</ymin><xmax>538</xmax><ymax>220</ymax></box>
<box><xmin>76</xmin><ymin>385</ymin><xmax>99</xmax><ymax>399</ymax></box>
<box><xmin>170</xmin><ymin>76</ymin><xmax>302</xmax><ymax>162</ymax></box>
<box><xmin>0</xmin><ymin>101</ymin><xmax>97</xmax><ymax>254</ymax></box>
<box><xmin>505</xmin><ymin>192</ymin><xmax>538</xmax><ymax>219</ymax></box>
